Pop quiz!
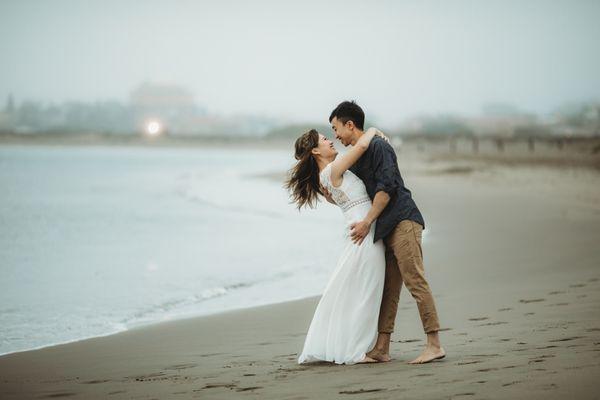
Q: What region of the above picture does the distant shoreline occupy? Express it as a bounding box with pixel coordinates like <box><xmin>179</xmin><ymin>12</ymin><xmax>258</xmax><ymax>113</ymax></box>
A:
<box><xmin>0</xmin><ymin>132</ymin><xmax>292</xmax><ymax>149</ymax></box>
<box><xmin>2</xmin><ymin>131</ymin><xmax>599</xmax><ymax>170</ymax></box>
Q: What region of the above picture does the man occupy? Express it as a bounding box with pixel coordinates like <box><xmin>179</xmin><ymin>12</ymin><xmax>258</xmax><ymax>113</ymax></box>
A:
<box><xmin>328</xmin><ymin>100</ymin><xmax>445</xmax><ymax>364</ymax></box>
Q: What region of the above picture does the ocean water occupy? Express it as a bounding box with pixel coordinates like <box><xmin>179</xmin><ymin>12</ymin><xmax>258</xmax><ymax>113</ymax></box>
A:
<box><xmin>0</xmin><ymin>144</ymin><xmax>347</xmax><ymax>356</ymax></box>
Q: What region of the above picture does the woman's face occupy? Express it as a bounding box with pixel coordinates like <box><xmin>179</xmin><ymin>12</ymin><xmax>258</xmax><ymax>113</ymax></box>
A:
<box><xmin>312</xmin><ymin>133</ymin><xmax>338</xmax><ymax>159</ymax></box>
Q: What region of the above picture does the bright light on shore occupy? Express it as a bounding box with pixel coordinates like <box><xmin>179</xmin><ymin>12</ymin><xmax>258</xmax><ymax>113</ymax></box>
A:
<box><xmin>146</xmin><ymin>121</ymin><xmax>161</xmax><ymax>136</ymax></box>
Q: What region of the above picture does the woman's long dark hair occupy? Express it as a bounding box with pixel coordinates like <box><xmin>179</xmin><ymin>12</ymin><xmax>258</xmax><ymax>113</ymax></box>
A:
<box><xmin>284</xmin><ymin>129</ymin><xmax>323</xmax><ymax>210</ymax></box>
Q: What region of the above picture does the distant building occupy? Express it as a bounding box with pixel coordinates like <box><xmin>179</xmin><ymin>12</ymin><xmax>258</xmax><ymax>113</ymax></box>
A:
<box><xmin>129</xmin><ymin>82</ymin><xmax>279</xmax><ymax>137</ymax></box>
<box><xmin>130</xmin><ymin>82</ymin><xmax>206</xmax><ymax>136</ymax></box>
<box><xmin>463</xmin><ymin>114</ymin><xmax>537</xmax><ymax>137</ymax></box>
<box><xmin>397</xmin><ymin>110</ymin><xmax>538</xmax><ymax>138</ymax></box>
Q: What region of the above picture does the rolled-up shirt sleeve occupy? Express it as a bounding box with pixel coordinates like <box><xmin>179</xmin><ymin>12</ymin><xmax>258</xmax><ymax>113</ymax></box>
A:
<box><xmin>371</xmin><ymin>140</ymin><xmax>400</xmax><ymax>195</ymax></box>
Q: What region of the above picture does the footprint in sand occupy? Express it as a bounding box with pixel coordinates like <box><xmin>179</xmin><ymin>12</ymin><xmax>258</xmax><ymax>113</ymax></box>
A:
<box><xmin>81</xmin><ymin>379</ymin><xmax>110</xmax><ymax>384</ymax></box>
<box><xmin>541</xmin><ymin>383</ymin><xmax>558</xmax><ymax>390</ymax></box>
<box><xmin>569</xmin><ymin>283</ymin><xmax>586</xmax><ymax>288</ymax></box>
<box><xmin>201</xmin><ymin>383</ymin><xmax>237</xmax><ymax>389</ymax></box>
<box><xmin>548</xmin><ymin>336</ymin><xmax>586</xmax><ymax>342</ymax></box>
<box><xmin>502</xmin><ymin>381</ymin><xmax>521</xmax><ymax>386</ymax></box>
<box><xmin>276</xmin><ymin>353</ymin><xmax>298</xmax><ymax>357</ymax></box>
<box><xmin>43</xmin><ymin>394</ymin><xmax>78</xmax><ymax>398</ymax></box>
<box><xmin>529</xmin><ymin>358</ymin><xmax>546</xmax><ymax>364</ymax></box>
<box><xmin>196</xmin><ymin>353</ymin><xmax>223</xmax><ymax>358</ymax></box>
<box><xmin>468</xmin><ymin>317</ymin><xmax>489</xmax><ymax>321</ymax></box>
<box><xmin>508</xmin><ymin>348</ymin><xmax>529</xmax><ymax>352</ymax></box>
<box><xmin>339</xmin><ymin>388</ymin><xmax>385</xmax><ymax>395</ymax></box>
<box><xmin>548</xmin><ymin>291</ymin><xmax>565</xmax><ymax>295</ymax></box>
<box><xmin>537</xmin><ymin>354</ymin><xmax>555</xmax><ymax>359</ymax></box>
<box><xmin>164</xmin><ymin>363</ymin><xmax>197</xmax><ymax>371</ymax></box>
<box><xmin>132</xmin><ymin>372</ymin><xmax>168</xmax><ymax>382</ymax></box>
<box><xmin>236</xmin><ymin>386</ymin><xmax>263</xmax><ymax>392</ymax></box>
<box><xmin>498</xmin><ymin>307</ymin><xmax>513</xmax><ymax>312</ymax></box>
<box><xmin>588</xmin><ymin>278</ymin><xmax>599</xmax><ymax>283</ymax></box>
<box><xmin>274</xmin><ymin>354</ymin><xmax>298</xmax><ymax>361</ymax></box>
<box><xmin>519</xmin><ymin>298</ymin><xmax>546</xmax><ymax>304</ymax></box>
<box><xmin>456</xmin><ymin>360</ymin><xmax>482</xmax><ymax>366</ymax></box>
<box><xmin>477</xmin><ymin>321</ymin><xmax>508</xmax><ymax>326</ymax></box>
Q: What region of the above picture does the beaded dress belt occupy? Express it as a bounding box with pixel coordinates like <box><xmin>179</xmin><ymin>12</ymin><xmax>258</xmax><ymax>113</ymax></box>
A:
<box><xmin>341</xmin><ymin>197</ymin><xmax>371</xmax><ymax>212</ymax></box>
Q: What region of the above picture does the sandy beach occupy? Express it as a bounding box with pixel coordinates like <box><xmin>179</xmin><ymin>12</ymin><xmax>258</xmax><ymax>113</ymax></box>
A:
<box><xmin>2</xmin><ymin>0</ymin><xmax>600</xmax><ymax>396</ymax></box>
<box><xmin>1</xmin><ymin>151</ymin><xmax>599</xmax><ymax>399</ymax></box>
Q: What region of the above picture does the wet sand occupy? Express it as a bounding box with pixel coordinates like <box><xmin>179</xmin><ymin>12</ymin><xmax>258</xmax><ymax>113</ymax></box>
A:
<box><xmin>1</xmin><ymin>156</ymin><xmax>599</xmax><ymax>399</ymax></box>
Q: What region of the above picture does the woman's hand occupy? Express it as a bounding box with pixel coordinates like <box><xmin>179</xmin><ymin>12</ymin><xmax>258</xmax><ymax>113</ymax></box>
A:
<box><xmin>366</xmin><ymin>127</ymin><xmax>390</xmax><ymax>143</ymax></box>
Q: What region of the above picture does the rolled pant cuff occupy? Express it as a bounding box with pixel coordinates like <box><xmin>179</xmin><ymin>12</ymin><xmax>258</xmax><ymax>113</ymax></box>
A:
<box><xmin>424</xmin><ymin>326</ymin><xmax>441</xmax><ymax>334</ymax></box>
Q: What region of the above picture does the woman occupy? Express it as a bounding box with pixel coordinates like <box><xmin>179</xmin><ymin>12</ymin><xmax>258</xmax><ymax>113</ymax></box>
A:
<box><xmin>285</xmin><ymin>127</ymin><xmax>386</xmax><ymax>365</ymax></box>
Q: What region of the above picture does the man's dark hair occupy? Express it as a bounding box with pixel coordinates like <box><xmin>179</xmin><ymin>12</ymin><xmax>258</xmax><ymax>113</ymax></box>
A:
<box><xmin>329</xmin><ymin>100</ymin><xmax>365</xmax><ymax>130</ymax></box>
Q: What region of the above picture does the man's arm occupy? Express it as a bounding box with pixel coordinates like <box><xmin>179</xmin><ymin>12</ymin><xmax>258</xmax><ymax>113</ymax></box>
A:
<box><xmin>350</xmin><ymin>191</ymin><xmax>390</xmax><ymax>244</ymax></box>
<box><xmin>350</xmin><ymin>139</ymin><xmax>400</xmax><ymax>245</ymax></box>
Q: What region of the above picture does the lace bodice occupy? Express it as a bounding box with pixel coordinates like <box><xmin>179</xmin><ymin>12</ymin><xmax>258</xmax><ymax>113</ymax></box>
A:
<box><xmin>320</xmin><ymin>163</ymin><xmax>372</xmax><ymax>217</ymax></box>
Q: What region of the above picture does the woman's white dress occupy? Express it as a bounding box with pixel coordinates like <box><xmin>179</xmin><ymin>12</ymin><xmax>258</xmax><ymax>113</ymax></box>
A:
<box><xmin>298</xmin><ymin>163</ymin><xmax>386</xmax><ymax>365</ymax></box>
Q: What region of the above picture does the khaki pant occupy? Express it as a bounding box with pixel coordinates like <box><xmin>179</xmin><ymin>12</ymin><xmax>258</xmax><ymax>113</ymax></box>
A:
<box><xmin>378</xmin><ymin>219</ymin><xmax>440</xmax><ymax>334</ymax></box>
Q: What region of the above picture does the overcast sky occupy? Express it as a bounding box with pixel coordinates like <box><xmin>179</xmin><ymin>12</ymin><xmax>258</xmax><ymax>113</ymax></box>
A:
<box><xmin>1</xmin><ymin>0</ymin><xmax>599</xmax><ymax>126</ymax></box>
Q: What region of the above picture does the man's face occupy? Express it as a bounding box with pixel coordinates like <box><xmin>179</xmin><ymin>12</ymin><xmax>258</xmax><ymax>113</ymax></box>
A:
<box><xmin>331</xmin><ymin>117</ymin><xmax>354</xmax><ymax>147</ymax></box>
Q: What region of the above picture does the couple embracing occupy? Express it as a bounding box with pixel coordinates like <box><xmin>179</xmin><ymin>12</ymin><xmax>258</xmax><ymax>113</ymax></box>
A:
<box><xmin>285</xmin><ymin>101</ymin><xmax>446</xmax><ymax>365</ymax></box>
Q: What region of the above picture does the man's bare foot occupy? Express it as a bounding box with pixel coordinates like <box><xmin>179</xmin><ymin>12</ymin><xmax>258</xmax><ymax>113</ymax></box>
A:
<box><xmin>366</xmin><ymin>348</ymin><xmax>391</xmax><ymax>362</ymax></box>
<box><xmin>408</xmin><ymin>346</ymin><xmax>446</xmax><ymax>364</ymax></box>
<box><xmin>357</xmin><ymin>355</ymin><xmax>379</xmax><ymax>364</ymax></box>
<box><xmin>366</xmin><ymin>333</ymin><xmax>392</xmax><ymax>362</ymax></box>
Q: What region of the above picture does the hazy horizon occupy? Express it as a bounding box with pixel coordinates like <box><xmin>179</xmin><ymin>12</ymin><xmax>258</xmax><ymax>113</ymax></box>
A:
<box><xmin>1</xmin><ymin>0</ymin><xmax>599</xmax><ymax>125</ymax></box>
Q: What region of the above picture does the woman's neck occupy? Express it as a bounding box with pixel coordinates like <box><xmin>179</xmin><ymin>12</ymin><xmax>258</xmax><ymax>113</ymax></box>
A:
<box><xmin>316</xmin><ymin>155</ymin><xmax>334</xmax><ymax>172</ymax></box>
